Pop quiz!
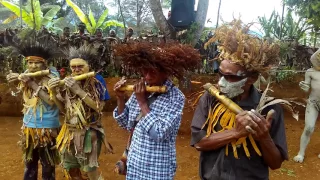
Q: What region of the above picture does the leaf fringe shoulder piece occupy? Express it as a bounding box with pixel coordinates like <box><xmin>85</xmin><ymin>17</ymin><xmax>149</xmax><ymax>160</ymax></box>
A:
<box><xmin>56</xmin><ymin>77</ymin><xmax>104</xmax><ymax>153</ymax></box>
<box><xmin>19</xmin><ymin>77</ymin><xmax>51</xmax><ymax>121</ymax></box>
<box><xmin>202</xmin><ymin>101</ymin><xmax>261</xmax><ymax>159</ymax></box>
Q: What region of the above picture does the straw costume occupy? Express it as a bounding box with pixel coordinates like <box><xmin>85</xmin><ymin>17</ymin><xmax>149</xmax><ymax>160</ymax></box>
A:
<box><xmin>53</xmin><ymin>45</ymin><xmax>112</xmax><ymax>179</ymax></box>
<box><xmin>8</xmin><ymin>39</ymin><xmax>61</xmax><ymax>180</ymax></box>
<box><xmin>113</xmin><ymin>41</ymin><xmax>200</xmax><ymax>179</ymax></box>
<box><xmin>190</xmin><ymin>19</ymin><xmax>288</xmax><ymax>180</ymax></box>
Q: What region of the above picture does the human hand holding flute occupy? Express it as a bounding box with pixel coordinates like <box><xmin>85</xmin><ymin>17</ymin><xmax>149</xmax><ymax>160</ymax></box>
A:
<box><xmin>203</xmin><ymin>83</ymin><xmax>275</xmax><ymax>141</ymax></box>
<box><xmin>6</xmin><ymin>70</ymin><xmax>50</xmax><ymax>83</ymax></box>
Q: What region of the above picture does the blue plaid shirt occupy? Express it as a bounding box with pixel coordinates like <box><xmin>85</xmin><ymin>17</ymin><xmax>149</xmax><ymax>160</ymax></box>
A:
<box><xmin>113</xmin><ymin>80</ymin><xmax>185</xmax><ymax>180</ymax></box>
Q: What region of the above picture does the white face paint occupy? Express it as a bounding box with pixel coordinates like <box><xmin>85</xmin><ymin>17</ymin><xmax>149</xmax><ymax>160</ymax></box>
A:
<box><xmin>218</xmin><ymin>76</ymin><xmax>247</xmax><ymax>98</ymax></box>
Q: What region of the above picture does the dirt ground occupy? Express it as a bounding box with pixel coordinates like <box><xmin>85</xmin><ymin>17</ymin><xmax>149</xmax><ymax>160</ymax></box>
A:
<box><xmin>0</xmin><ymin>74</ymin><xmax>320</xmax><ymax>180</ymax></box>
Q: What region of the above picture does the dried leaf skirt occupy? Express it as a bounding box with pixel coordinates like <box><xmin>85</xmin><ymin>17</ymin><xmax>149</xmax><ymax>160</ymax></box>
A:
<box><xmin>57</xmin><ymin>123</ymin><xmax>104</xmax><ymax>173</ymax></box>
<box><xmin>18</xmin><ymin>127</ymin><xmax>61</xmax><ymax>166</ymax></box>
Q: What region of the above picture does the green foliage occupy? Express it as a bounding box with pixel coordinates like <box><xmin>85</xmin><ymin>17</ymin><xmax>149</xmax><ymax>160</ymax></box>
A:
<box><xmin>258</xmin><ymin>9</ymin><xmax>311</xmax><ymax>41</ymax></box>
<box><xmin>286</xmin><ymin>0</ymin><xmax>320</xmax><ymax>29</ymax></box>
<box><xmin>200</xmin><ymin>27</ymin><xmax>214</xmax><ymax>40</ymax></box>
<box><xmin>179</xmin><ymin>22</ymin><xmax>199</xmax><ymax>44</ymax></box>
<box><xmin>66</xmin><ymin>0</ymin><xmax>124</xmax><ymax>35</ymax></box>
<box><xmin>1</xmin><ymin>0</ymin><xmax>62</xmax><ymax>30</ymax></box>
<box><xmin>280</xmin><ymin>168</ymin><xmax>296</xmax><ymax>177</ymax></box>
<box><xmin>275</xmin><ymin>66</ymin><xmax>297</xmax><ymax>82</ymax></box>
<box><xmin>39</xmin><ymin>0</ymin><xmax>71</xmax><ymax>18</ymax></box>
<box><xmin>161</xmin><ymin>0</ymin><xmax>172</xmax><ymax>9</ymax></box>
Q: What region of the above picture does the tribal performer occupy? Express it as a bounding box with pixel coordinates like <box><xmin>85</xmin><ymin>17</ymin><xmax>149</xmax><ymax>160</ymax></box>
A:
<box><xmin>47</xmin><ymin>45</ymin><xmax>112</xmax><ymax>180</ymax></box>
<box><xmin>293</xmin><ymin>48</ymin><xmax>320</xmax><ymax>163</ymax></box>
<box><xmin>113</xmin><ymin>42</ymin><xmax>200</xmax><ymax>179</ymax></box>
<box><xmin>6</xmin><ymin>40</ymin><xmax>62</xmax><ymax>180</ymax></box>
<box><xmin>190</xmin><ymin>19</ymin><xmax>288</xmax><ymax>180</ymax></box>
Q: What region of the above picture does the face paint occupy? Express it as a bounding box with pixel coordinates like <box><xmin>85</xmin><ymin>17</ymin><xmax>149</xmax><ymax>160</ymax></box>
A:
<box><xmin>27</xmin><ymin>60</ymin><xmax>46</xmax><ymax>73</ymax></box>
<box><xmin>218</xmin><ymin>76</ymin><xmax>247</xmax><ymax>98</ymax></box>
<box><xmin>70</xmin><ymin>58</ymin><xmax>89</xmax><ymax>76</ymax></box>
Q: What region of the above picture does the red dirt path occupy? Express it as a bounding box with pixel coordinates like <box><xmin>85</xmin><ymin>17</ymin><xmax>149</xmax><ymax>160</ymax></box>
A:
<box><xmin>0</xmin><ymin>75</ymin><xmax>319</xmax><ymax>180</ymax></box>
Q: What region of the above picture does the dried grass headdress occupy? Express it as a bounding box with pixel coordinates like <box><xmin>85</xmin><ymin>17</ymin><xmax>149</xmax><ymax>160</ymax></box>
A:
<box><xmin>205</xmin><ymin>19</ymin><xmax>280</xmax><ymax>73</ymax></box>
<box><xmin>114</xmin><ymin>41</ymin><xmax>201</xmax><ymax>79</ymax></box>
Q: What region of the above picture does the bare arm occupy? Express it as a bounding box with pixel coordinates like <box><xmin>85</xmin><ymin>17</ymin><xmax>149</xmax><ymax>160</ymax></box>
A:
<box><xmin>50</xmin><ymin>89</ymin><xmax>66</xmax><ymax>113</ymax></box>
<box><xmin>299</xmin><ymin>69</ymin><xmax>312</xmax><ymax>92</ymax></box>
<box><xmin>28</xmin><ymin>81</ymin><xmax>55</xmax><ymax>106</ymax></box>
<box><xmin>76</xmin><ymin>89</ymin><xmax>101</xmax><ymax>112</ymax></box>
<box><xmin>304</xmin><ymin>70</ymin><xmax>312</xmax><ymax>85</ymax></box>
<box><xmin>194</xmin><ymin>129</ymin><xmax>238</xmax><ymax>151</ymax></box>
<box><xmin>258</xmin><ymin>135</ymin><xmax>283</xmax><ymax>170</ymax></box>
<box><xmin>116</xmin><ymin>96</ymin><xmax>126</xmax><ymax>114</ymax></box>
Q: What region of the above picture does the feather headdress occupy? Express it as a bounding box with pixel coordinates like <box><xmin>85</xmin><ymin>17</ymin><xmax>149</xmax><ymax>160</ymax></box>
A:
<box><xmin>66</xmin><ymin>45</ymin><xmax>99</xmax><ymax>69</ymax></box>
<box><xmin>13</xmin><ymin>33</ymin><xmax>62</xmax><ymax>64</ymax></box>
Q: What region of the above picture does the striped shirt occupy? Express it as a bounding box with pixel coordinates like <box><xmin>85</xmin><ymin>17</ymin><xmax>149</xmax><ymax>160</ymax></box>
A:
<box><xmin>113</xmin><ymin>80</ymin><xmax>185</xmax><ymax>180</ymax></box>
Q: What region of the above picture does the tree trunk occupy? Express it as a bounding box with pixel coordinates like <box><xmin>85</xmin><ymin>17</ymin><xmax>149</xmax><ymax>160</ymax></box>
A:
<box><xmin>148</xmin><ymin>0</ymin><xmax>174</xmax><ymax>39</ymax></box>
<box><xmin>216</xmin><ymin>0</ymin><xmax>221</xmax><ymax>29</ymax></box>
<box><xmin>313</xmin><ymin>31</ymin><xmax>317</xmax><ymax>48</ymax></box>
<box><xmin>136</xmin><ymin>0</ymin><xmax>141</xmax><ymax>35</ymax></box>
<box><xmin>117</xmin><ymin>0</ymin><xmax>126</xmax><ymax>37</ymax></box>
<box><xmin>191</xmin><ymin>0</ymin><xmax>209</xmax><ymax>46</ymax></box>
<box><xmin>280</xmin><ymin>1</ymin><xmax>285</xmax><ymax>40</ymax></box>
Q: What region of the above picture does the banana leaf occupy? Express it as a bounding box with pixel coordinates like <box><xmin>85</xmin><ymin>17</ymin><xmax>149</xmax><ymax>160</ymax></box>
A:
<box><xmin>88</xmin><ymin>7</ymin><xmax>96</xmax><ymax>29</ymax></box>
<box><xmin>102</xmin><ymin>20</ymin><xmax>124</xmax><ymax>29</ymax></box>
<box><xmin>32</xmin><ymin>0</ymin><xmax>43</xmax><ymax>30</ymax></box>
<box><xmin>51</xmin><ymin>17</ymin><xmax>64</xmax><ymax>26</ymax></box>
<box><xmin>66</xmin><ymin>0</ymin><xmax>92</xmax><ymax>32</ymax></box>
<box><xmin>42</xmin><ymin>5</ymin><xmax>61</xmax><ymax>26</ymax></box>
<box><xmin>2</xmin><ymin>14</ymin><xmax>18</xmax><ymax>24</ymax></box>
<box><xmin>0</xmin><ymin>1</ymin><xmax>33</xmax><ymax>27</ymax></box>
<box><xmin>96</xmin><ymin>9</ymin><xmax>109</xmax><ymax>28</ymax></box>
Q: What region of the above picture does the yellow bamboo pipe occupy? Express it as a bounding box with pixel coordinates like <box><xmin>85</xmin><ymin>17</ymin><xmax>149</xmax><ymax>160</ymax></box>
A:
<box><xmin>59</xmin><ymin>71</ymin><xmax>96</xmax><ymax>86</ymax></box>
<box><xmin>119</xmin><ymin>85</ymin><xmax>167</xmax><ymax>93</ymax></box>
<box><xmin>18</xmin><ymin>70</ymin><xmax>50</xmax><ymax>79</ymax></box>
<box><xmin>203</xmin><ymin>83</ymin><xmax>243</xmax><ymax>114</ymax></box>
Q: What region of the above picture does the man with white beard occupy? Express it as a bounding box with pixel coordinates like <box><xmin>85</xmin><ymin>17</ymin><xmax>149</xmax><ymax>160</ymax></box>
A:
<box><xmin>293</xmin><ymin>48</ymin><xmax>320</xmax><ymax>163</ymax></box>
<box><xmin>190</xmin><ymin>19</ymin><xmax>288</xmax><ymax>180</ymax></box>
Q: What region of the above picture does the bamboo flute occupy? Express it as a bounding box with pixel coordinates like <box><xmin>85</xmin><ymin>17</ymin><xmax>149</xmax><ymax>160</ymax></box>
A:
<box><xmin>18</xmin><ymin>69</ymin><xmax>50</xmax><ymax>79</ymax></box>
<box><xmin>59</xmin><ymin>71</ymin><xmax>96</xmax><ymax>86</ymax></box>
<box><xmin>119</xmin><ymin>85</ymin><xmax>167</xmax><ymax>93</ymax></box>
<box><xmin>203</xmin><ymin>83</ymin><xmax>242</xmax><ymax>114</ymax></box>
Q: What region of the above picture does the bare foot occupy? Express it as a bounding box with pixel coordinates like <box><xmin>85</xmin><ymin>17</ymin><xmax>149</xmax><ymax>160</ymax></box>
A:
<box><xmin>293</xmin><ymin>154</ymin><xmax>304</xmax><ymax>163</ymax></box>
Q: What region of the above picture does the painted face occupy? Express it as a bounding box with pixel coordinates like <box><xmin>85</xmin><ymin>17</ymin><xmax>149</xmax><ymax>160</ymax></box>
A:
<box><xmin>218</xmin><ymin>76</ymin><xmax>247</xmax><ymax>98</ymax></box>
<box><xmin>70</xmin><ymin>58</ymin><xmax>89</xmax><ymax>76</ymax></box>
<box><xmin>218</xmin><ymin>60</ymin><xmax>248</xmax><ymax>98</ymax></box>
<box><xmin>27</xmin><ymin>60</ymin><xmax>46</xmax><ymax>73</ymax></box>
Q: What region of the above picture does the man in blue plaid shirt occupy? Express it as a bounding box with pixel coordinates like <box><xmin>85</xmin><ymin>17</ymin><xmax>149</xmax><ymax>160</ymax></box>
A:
<box><xmin>112</xmin><ymin>42</ymin><xmax>200</xmax><ymax>179</ymax></box>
